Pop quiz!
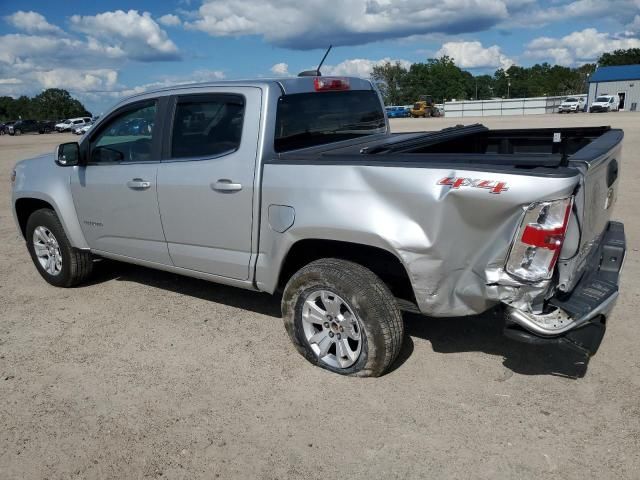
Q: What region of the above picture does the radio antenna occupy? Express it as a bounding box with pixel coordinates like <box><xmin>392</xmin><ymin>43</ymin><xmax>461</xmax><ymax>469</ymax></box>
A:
<box><xmin>298</xmin><ymin>45</ymin><xmax>333</xmax><ymax>77</ymax></box>
<box><xmin>316</xmin><ymin>45</ymin><xmax>332</xmax><ymax>75</ymax></box>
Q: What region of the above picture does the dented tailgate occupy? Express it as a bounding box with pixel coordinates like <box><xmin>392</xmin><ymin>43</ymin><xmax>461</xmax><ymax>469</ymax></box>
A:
<box><xmin>557</xmin><ymin>129</ymin><xmax>624</xmax><ymax>292</ymax></box>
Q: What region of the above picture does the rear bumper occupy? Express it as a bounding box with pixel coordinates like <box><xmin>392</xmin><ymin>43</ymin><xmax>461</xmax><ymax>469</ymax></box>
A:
<box><xmin>504</xmin><ymin>221</ymin><xmax>625</xmax><ymax>356</ymax></box>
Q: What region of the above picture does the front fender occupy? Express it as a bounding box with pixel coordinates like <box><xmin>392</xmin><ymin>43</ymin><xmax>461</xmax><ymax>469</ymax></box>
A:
<box><xmin>12</xmin><ymin>156</ymin><xmax>89</xmax><ymax>249</ymax></box>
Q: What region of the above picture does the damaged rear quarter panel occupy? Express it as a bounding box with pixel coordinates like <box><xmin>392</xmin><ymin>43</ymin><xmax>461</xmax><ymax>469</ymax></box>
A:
<box><xmin>256</xmin><ymin>163</ymin><xmax>580</xmax><ymax>317</ymax></box>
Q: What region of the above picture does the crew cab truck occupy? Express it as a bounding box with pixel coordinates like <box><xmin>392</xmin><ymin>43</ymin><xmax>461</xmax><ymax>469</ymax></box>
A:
<box><xmin>11</xmin><ymin>76</ymin><xmax>626</xmax><ymax>377</ymax></box>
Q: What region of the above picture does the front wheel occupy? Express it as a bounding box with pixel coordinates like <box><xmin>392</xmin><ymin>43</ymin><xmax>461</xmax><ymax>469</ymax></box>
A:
<box><xmin>282</xmin><ymin>259</ymin><xmax>404</xmax><ymax>377</ymax></box>
<box><xmin>25</xmin><ymin>209</ymin><xmax>93</xmax><ymax>287</ymax></box>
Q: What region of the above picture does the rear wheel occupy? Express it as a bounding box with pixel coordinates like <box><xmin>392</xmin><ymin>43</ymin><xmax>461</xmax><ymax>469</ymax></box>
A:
<box><xmin>15</xmin><ymin>128</ymin><xmax>22</xmax><ymax>135</ymax></box>
<box><xmin>282</xmin><ymin>258</ymin><xmax>404</xmax><ymax>377</ymax></box>
<box><xmin>25</xmin><ymin>209</ymin><xmax>93</xmax><ymax>287</ymax></box>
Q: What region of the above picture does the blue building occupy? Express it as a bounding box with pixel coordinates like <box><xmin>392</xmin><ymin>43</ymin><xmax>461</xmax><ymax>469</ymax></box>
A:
<box><xmin>588</xmin><ymin>65</ymin><xmax>640</xmax><ymax>112</ymax></box>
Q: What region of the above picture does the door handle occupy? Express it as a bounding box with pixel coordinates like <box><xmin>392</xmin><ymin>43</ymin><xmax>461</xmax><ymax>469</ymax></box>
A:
<box><xmin>212</xmin><ymin>179</ymin><xmax>242</xmax><ymax>192</ymax></box>
<box><xmin>127</xmin><ymin>179</ymin><xmax>151</xmax><ymax>190</ymax></box>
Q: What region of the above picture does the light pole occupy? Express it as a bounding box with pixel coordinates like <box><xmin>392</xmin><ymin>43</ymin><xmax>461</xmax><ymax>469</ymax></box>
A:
<box><xmin>505</xmin><ymin>71</ymin><xmax>511</xmax><ymax>99</ymax></box>
<box><xmin>475</xmin><ymin>78</ymin><xmax>478</xmax><ymax>100</ymax></box>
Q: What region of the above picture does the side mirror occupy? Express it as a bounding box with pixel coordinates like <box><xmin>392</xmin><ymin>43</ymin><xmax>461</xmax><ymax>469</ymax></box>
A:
<box><xmin>56</xmin><ymin>142</ymin><xmax>80</xmax><ymax>166</ymax></box>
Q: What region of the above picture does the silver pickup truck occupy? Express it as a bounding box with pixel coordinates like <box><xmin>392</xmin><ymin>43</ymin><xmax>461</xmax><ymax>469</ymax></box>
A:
<box><xmin>11</xmin><ymin>76</ymin><xmax>626</xmax><ymax>376</ymax></box>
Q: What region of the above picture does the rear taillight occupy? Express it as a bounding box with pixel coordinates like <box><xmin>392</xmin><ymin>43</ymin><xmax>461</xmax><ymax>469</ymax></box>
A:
<box><xmin>313</xmin><ymin>77</ymin><xmax>350</xmax><ymax>91</ymax></box>
<box><xmin>506</xmin><ymin>197</ymin><xmax>573</xmax><ymax>282</ymax></box>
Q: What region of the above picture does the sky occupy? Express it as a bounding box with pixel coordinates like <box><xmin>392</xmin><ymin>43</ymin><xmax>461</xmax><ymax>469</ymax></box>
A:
<box><xmin>1</xmin><ymin>0</ymin><xmax>639</xmax><ymax>113</ymax></box>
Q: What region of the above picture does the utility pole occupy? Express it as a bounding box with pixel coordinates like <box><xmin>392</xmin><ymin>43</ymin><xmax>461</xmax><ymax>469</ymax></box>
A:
<box><xmin>475</xmin><ymin>78</ymin><xmax>478</xmax><ymax>100</ymax></box>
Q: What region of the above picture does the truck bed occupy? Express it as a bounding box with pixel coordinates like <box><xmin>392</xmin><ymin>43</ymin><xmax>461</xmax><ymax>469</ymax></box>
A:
<box><xmin>272</xmin><ymin>124</ymin><xmax>621</xmax><ymax>174</ymax></box>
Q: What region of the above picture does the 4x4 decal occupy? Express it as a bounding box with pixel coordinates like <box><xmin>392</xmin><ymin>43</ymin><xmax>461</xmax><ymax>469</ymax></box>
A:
<box><xmin>437</xmin><ymin>177</ymin><xmax>509</xmax><ymax>194</ymax></box>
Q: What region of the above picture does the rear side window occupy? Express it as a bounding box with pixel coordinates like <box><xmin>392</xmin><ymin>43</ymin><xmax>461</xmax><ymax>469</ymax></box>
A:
<box><xmin>171</xmin><ymin>95</ymin><xmax>245</xmax><ymax>159</ymax></box>
<box><xmin>274</xmin><ymin>90</ymin><xmax>386</xmax><ymax>152</ymax></box>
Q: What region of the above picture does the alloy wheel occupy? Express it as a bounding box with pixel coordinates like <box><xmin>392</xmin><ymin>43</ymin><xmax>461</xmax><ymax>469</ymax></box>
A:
<box><xmin>301</xmin><ymin>289</ymin><xmax>363</xmax><ymax>369</ymax></box>
<box><xmin>33</xmin><ymin>226</ymin><xmax>63</xmax><ymax>276</ymax></box>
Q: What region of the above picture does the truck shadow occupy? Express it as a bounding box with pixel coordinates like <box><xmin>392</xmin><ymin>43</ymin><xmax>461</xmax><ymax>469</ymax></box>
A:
<box><xmin>90</xmin><ymin>260</ymin><xmax>588</xmax><ymax>378</ymax></box>
<box><xmin>400</xmin><ymin>311</ymin><xmax>589</xmax><ymax>379</ymax></box>
<box><xmin>89</xmin><ymin>260</ymin><xmax>282</xmax><ymax>318</ymax></box>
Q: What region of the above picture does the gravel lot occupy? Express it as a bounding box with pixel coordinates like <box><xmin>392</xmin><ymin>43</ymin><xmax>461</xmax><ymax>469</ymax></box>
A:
<box><xmin>1</xmin><ymin>114</ymin><xmax>639</xmax><ymax>479</ymax></box>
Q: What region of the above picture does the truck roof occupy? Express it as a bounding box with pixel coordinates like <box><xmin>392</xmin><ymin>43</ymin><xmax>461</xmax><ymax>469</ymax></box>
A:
<box><xmin>118</xmin><ymin>76</ymin><xmax>375</xmax><ymax>105</ymax></box>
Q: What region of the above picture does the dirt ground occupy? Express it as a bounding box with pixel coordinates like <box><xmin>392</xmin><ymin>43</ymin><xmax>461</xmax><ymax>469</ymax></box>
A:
<box><xmin>1</xmin><ymin>114</ymin><xmax>638</xmax><ymax>479</ymax></box>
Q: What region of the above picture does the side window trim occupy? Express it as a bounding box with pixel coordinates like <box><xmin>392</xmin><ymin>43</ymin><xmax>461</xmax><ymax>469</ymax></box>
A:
<box><xmin>161</xmin><ymin>92</ymin><xmax>246</xmax><ymax>163</ymax></box>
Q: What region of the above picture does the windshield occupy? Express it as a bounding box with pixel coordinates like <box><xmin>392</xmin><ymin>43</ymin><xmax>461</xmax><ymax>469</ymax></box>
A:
<box><xmin>274</xmin><ymin>90</ymin><xmax>386</xmax><ymax>152</ymax></box>
<box><xmin>596</xmin><ymin>96</ymin><xmax>610</xmax><ymax>102</ymax></box>
<box><xmin>564</xmin><ymin>98</ymin><xmax>578</xmax><ymax>103</ymax></box>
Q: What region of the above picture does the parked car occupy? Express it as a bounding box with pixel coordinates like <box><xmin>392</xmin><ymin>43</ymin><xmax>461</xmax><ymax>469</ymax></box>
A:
<box><xmin>7</xmin><ymin>119</ymin><xmax>54</xmax><ymax>135</ymax></box>
<box><xmin>2</xmin><ymin>121</ymin><xmax>16</xmax><ymax>134</ymax></box>
<box><xmin>590</xmin><ymin>95</ymin><xmax>620</xmax><ymax>113</ymax></box>
<box><xmin>39</xmin><ymin>120</ymin><xmax>56</xmax><ymax>133</ymax></box>
<box><xmin>73</xmin><ymin>123</ymin><xmax>93</xmax><ymax>135</ymax></box>
<box><xmin>55</xmin><ymin>117</ymin><xmax>91</xmax><ymax>132</ymax></box>
<box><xmin>558</xmin><ymin>97</ymin><xmax>585</xmax><ymax>113</ymax></box>
<box><xmin>111</xmin><ymin>117</ymin><xmax>153</xmax><ymax>136</ymax></box>
<box><xmin>385</xmin><ymin>106</ymin><xmax>411</xmax><ymax>118</ymax></box>
<box><xmin>10</xmin><ymin>76</ymin><xmax>626</xmax><ymax>377</ymax></box>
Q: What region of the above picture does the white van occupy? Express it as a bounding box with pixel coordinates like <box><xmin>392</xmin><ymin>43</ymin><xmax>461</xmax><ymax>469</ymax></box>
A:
<box><xmin>55</xmin><ymin>117</ymin><xmax>92</xmax><ymax>132</ymax></box>
<box><xmin>589</xmin><ymin>94</ymin><xmax>620</xmax><ymax>113</ymax></box>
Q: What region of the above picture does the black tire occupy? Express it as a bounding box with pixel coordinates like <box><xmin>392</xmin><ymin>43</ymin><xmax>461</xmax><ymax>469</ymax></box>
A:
<box><xmin>25</xmin><ymin>208</ymin><xmax>93</xmax><ymax>287</ymax></box>
<box><xmin>15</xmin><ymin>128</ymin><xmax>21</xmax><ymax>135</ymax></box>
<box><xmin>282</xmin><ymin>258</ymin><xmax>404</xmax><ymax>377</ymax></box>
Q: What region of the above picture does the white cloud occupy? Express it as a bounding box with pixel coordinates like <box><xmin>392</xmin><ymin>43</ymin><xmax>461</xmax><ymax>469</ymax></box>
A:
<box><xmin>323</xmin><ymin>58</ymin><xmax>412</xmax><ymax>78</ymax></box>
<box><xmin>0</xmin><ymin>34</ymin><xmax>126</xmax><ymax>67</ymax></box>
<box><xmin>33</xmin><ymin>69</ymin><xmax>119</xmax><ymax>91</ymax></box>
<box><xmin>525</xmin><ymin>28</ymin><xmax>640</xmax><ymax>65</ymax></box>
<box><xmin>0</xmin><ymin>10</ymin><xmax>183</xmax><ymax>111</ymax></box>
<box><xmin>185</xmin><ymin>0</ymin><xmax>509</xmax><ymax>49</ymax></box>
<box><xmin>70</xmin><ymin>10</ymin><xmax>180</xmax><ymax>61</ymax></box>
<box><xmin>509</xmin><ymin>0</ymin><xmax>640</xmax><ymax>27</ymax></box>
<box><xmin>436</xmin><ymin>41</ymin><xmax>514</xmax><ymax>69</ymax></box>
<box><xmin>4</xmin><ymin>10</ymin><xmax>63</xmax><ymax>35</ymax></box>
<box><xmin>158</xmin><ymin>14</ymin><xmax>182</xmax><ymax>27</ymax></box>
<box><xmin>112</xmin><ymin>69</ymin><xmax>226</xmax><ymax>98</ymax></box>
<box><xmin>270</xmin><ymin>62</ymin><xmax>290</xmax><ymax>76</ymax></box>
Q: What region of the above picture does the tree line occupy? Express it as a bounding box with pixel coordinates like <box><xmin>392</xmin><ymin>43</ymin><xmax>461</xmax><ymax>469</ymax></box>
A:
<box><xmin>0</xmin><ymin>88</ymin><xmax>91</xmax><ymax>121</ymax></box>
<box><xmin>372</xmin><ymin>48</ymin><xmax>640</xmax><ymax>106</ymax></box>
